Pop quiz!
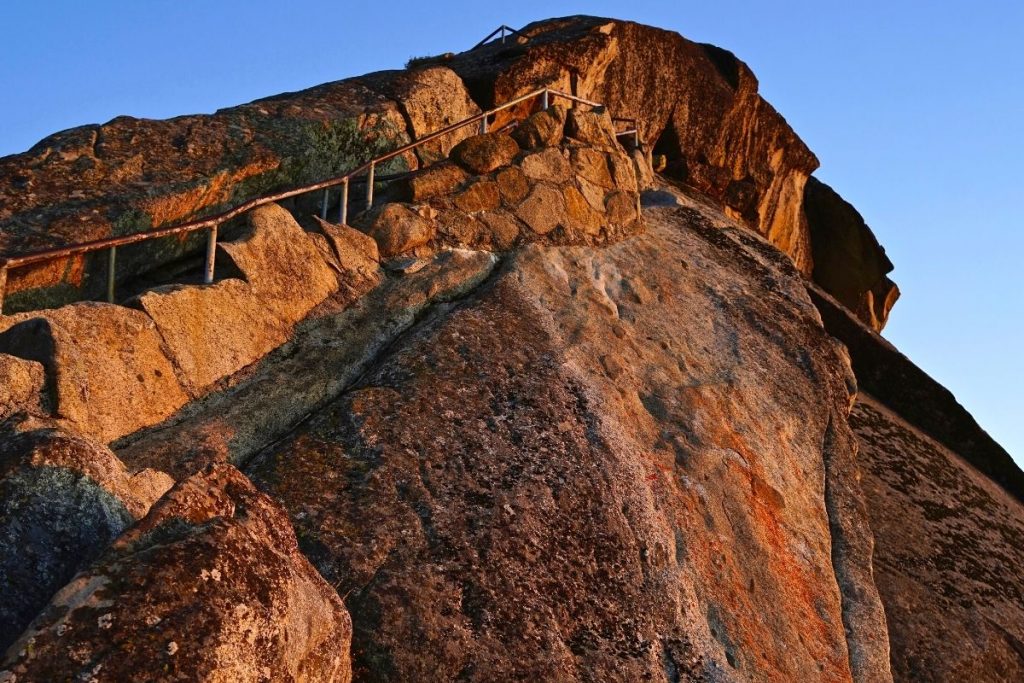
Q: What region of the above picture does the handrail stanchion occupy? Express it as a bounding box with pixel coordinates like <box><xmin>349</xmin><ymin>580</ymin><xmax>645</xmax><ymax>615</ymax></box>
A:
<box><xmin>0</xmin><ymin>263</ymin><xmax>7</xmax><ymax>316</ymax></box>
<box><xmin>204</xmin><ymin>225</ymin><xmax>218</xmax><ymax>284</ymax></box>
<box><xmin>366</xmin><ymin>162</ymin><xmax>375</xmax><ymax>210</ymax></box>
<box><xmin>106</xmin><ymin>247</ymin><xmax>117</xmax><ymax>303</ymax></box>
<box><xmin>541</xmin><ymin>89</ymin><xmax>549</xmax><ymax>110</ymax></box>
<box><xmin>321</xmin><ymin>189</ymin><xmax>329</xmax><ymax>220</ymax></box>
<box><xmin>339</xmin><ymin>178</ymin><xmax>349</xmax><ymax>225</ymax></box>
<box><xmin>480</xmin><ymin>115</ymin><xmax>488</xmax><ymax>134</ymax></box>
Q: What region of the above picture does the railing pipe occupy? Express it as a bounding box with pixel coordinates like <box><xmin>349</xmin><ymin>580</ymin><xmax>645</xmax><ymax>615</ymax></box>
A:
<box><xmin>1</xmin><ymin>86</ymin><xmax>626</xmax><ymax>298</ymax></box>
<box><xmin>106</xmin><ymin>247</ymin><xmax>117</xmax><ymax>303</ymax></box>
<box><xmin>0</xmin><ymin>264</ymin><xmax>7</xmax><ymax>316</ymax></box>
<box><xmin>321</xmin><ymin>189</ymin><xmax>329</xmax><ymax>220</ymax></box>
<box><xmin>204</xmin><ymin>226</ymin><xmax>217</xmax><ymax>284</ymax></box>
<box><xmin>366</xmin><ymin>162</ymin><xmax>375</xmax><ymax>210</ymax></box>
<box><xmin>339</xmin><ymin>178</ymin><xmax>349</xmax><ymax>225</ymax></box>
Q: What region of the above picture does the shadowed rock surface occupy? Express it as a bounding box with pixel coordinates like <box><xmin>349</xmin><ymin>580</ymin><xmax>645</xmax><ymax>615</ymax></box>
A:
<box><xmin>249</xmin><ymin>193</ymin><xmax>889</xmax><ymax>681</ymax></box>
<box><xmin>0</xmin><ymin>420</ymin><xmax>171</xmax><ymax>651</ymax></box>
<box><xmin>1</xmin><ymin>464</ymin><xmax>352</xmax><ymax>683</ymax></box>
<box><xmin>852</xmin><ymin>396</ymin><xmax>1024</xmax><ymax>681</ymax></box>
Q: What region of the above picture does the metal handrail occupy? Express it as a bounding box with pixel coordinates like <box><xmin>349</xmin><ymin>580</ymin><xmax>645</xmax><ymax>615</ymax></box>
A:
<box><xmin>472</xmin><ymin>24</ymin><xmax>529</xmax><ymax>50</ymax></box>
<box><xmin>0</xmin><ymin>87</ymin><xmax>639</xmax><ymax>313</ymax></box>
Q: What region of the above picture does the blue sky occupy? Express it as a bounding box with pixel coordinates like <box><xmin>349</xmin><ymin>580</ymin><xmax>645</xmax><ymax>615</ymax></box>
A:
<box><xmin>2</xmin><ymin>1</ymin><xmax>1021</xmax><ymax>464</ymax></box>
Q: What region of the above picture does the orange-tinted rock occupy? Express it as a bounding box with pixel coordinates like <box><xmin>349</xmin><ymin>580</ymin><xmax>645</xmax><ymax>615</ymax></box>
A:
<box><xmin>401</xmin><ymin>161</ymin><xmax>470</xmax><ymax>201</ymax></box>
<box><xmin>219</xmin><ymin>202</ymin><xmax>338</xmax><ymax>326</ymax></box>
<box><xmin>565</xmin><ymin>107</ymin><xmax>620</xmax><ymax>147</ymax></box>
<box><xmin>1</xmin><ymin>464</ymin><xmax>352</xmax><ymax>682</ymax></box>
<box><xmin>0</xmin><ymin>303</ymin><xmax>190</xmax><ymax>443</ymax></box>
<box><xmin>0</xmin><ymin>421</ymin><xmax>171</xmax><ymax>651</ymax></box>
<box><xmin>247</xmin><ymin>200</ymin><xmax>888</xmax><ymax>680</ymax></box>
<box><xmin>0</xmin><ymin>353</ymin><xmax>44</xmax><ymax>421</ymax></box>
<box><xmin>519</xmin><ymin>147</ymin><xmax>572</xmax><ymax>183</ymax></box>
<box><xmin>362</xmin><ymin>203</ymin><xmax>437</xmax><ymax>257</ymax></box>
<box><xmin>356</xmin><ymin>66</ymin><xmax>481</xmax><ymax>165</ymax></box>
<box><xmin>570</xmin><ymin>146</ymin><xmax>615</xmax><ymax>189</ymax></box>
<box><xmin>515</xmin><ymin>182</ymin><xmax>566</xmax><ymax>235</ymax></box>
<box><xmin>450</xmin><ymin>132</ymin><xmax>520</xmax><ymax>174</ymax></box>
<box><xmin>453</xmin><ymin>179</ymin><xmax>501</xmax><ymax>213</ymax></box>
<box><xmin>510</xmin><ymin>104</ymin><xmax>567</xmax><ymax>149</ymax></box>
<box><xmin>448</xmin><ymin>17</ymin><xmax>820</xmax><ymax>273</ymax></box>
<box><xmin>804</xmin><ymin>177</ymin><xmax>899</xmax><ymax>330</ymax></box>
<box><xmin>495</xmin><ymin>166</ymin><xmax>530</xmax><ymax>204</ymax></box>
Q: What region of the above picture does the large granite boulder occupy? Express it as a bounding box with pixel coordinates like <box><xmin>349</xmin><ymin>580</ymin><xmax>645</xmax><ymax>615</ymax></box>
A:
<box><xmin>1</xmin><ymin>464</ymin><xmax>352</xmax><ymax>682</ymax></box>
<box><xmin>0</xmin><ymin>302</ymin><xmax>190</xmax><ymax>443</ymax></box>
<box><xmin>0</xmin><ymin>420</ymin><xmax>172</xmax><ymax>651</ymax></box>
<box><xmin>249</xmin><ymin>191</ymin><xmax>889</xmax><ymax>681</ymax></box>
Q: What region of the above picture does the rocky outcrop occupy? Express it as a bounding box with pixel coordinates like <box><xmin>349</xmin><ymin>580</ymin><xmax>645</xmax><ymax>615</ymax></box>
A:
<box><xmin>0</xmin><ymin>353</ymin><xmax>44</xmax><ymax>420</ymax></box>
<box><xmin>364</xmin><ymin>110</ymin><xmax>644</xmax><ymax>259</ymax></box>
<box><xmin>0</xmin><ymin>302</ymin><xmax>190</xmax><ymax>443</ymax></box>
<box><xmin>0</xmin><ymin>419</ymin><xmax>171</xmax><ymax>651</ymax></box>
<box><xmin>1</xmin><ymin>464</ymin><xmax>352</xmax><ymax>682</ymax></box>
<box><xmin>809</xmin><ymin>285</ymin><xmax>1024</xmax><ymax>501</ymax></box>
<box><xmin>0</xmin><ymin>67</ymin><xmax>479</xmax><ymax>310</ymax></box>
<box><xmin>852</xmin><ymin>396</ymin><xmax>1024</xmax><ymax>681</ymax></box>
<box><xmin>804</xmin><ymin>177</ymin><xmax>899</xmax><ymax>330</ymax></box>
<box><xmin>447</xmin><ymin>16</ymin><xmax>819</xmax><ymax>274</ymax></box>
<box><xmin>249</xmin><ymin>189</ymin><xmax>890</xmax><ymax>681</ymax></box>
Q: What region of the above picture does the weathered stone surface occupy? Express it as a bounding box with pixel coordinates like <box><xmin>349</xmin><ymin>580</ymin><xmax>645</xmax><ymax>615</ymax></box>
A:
<box><xmin>448</xmin><ymin>17</ymin><xmax>822</xmax><ymax>274</ymax></box>
<box><xmin>0</xmin><ymin>303</ymin><xmax>190</xmax><ymax>443</ymax></box>
<box><xmin>607</xmin><ymin>149</ymin><xmax>639</xmax><ymax>193</ymax></box>
<box><xmin>356</xmin><ymin>66</ymin><xmax>481</xmax><ymax>165</ymax></box>
<box><xmin>1</xmin><ymin>464</ymin><xmax>352</xmax><ymax>682</ymax></box>
<box><xmin>804</xmin><ymin>176</ymin><xmax>899</xmax><ymax>330</ymax></box>
<box><xmin>853</xmin><ymin>396</ymin><xmax>1024</xmax><ymax>682</ymax></box>
<box><xmin>565</xmin><ymin>107</ymin><xmax>620</xmax><ymax>147</ymax></box>
<box><xmin>0</xmin><ymin>353</ymin><xmax>44</xmax><ymax>421</ymax></box>
<box><xmin>510</xmin><ymin>104</ymin><xmax>567</xmax><ymax>149</ymax></box>
<box><xmin>450</xmin><ymin>132</ymin><xmax>520</xmax><ymax>174</ymax></box>
<box><xmin>605</xmin><ymin>189</ymin><xmax>639</xmax><ymax>226</ymax></box>
<box><xmin>453</xmin><ymin>179</ymin><xmax>501</xmax><ymax>213</ymax></box>
<box><xmin>478</xmin><ymin>211</ymin><xmax>522</xmax><ymax>249</ymax></box>
<box><xmin>562</xmin><ymin>184</ymin><xmax>603</xmax><ymax>235</ymax></box>
<box><xmin>131</xmin><ymin>279</ymin><xmax>291</xmax><ymax>395</ymax></box>
<box><xmin>361</xmin><ymin>203</ymin><xmax>437</xmax><ymax>257</ymax></box>
<box><xmin>0</xmin><ymin>76</ymin><xmax>415</xmax><ymax>309</ymax></box>
<box><xmin>0</xmin><ymin>421</ymin><xmax>171</xmax><ymax>651</ymax></box>
<box><xmin>313</xmin><ymin>216</ymin><xmax>381</xmax><ymax>283</ymax></box>
<box><xmin>632</xmin><ymin>147</ymin><xmax>656</xmax><ymax>191</ymax></box>
<box><xmin>117</xmin><ymin>249</ymin><xmax>499</xmax><ymax>480</ymax></box>
<box><xmin>220</xmin><ymin>202</ymin><xmax>338</xmax><ymax>326</ymax></box>
<box><xmin>519</xmin><ymin>147</ymin><xmax>572</xmax><ymax>183</ymax></box>
<box><xmin>494</xmin><ymin>165</ymin><xmax>530</xmax><ymax>204</ymax></box>
<box><xmin>248</xmin><ymin>195</ymin><xmax>889</xmax><ymax>681</ymax></box>
<box><xmin>401</xmin><ymin>161</ymin><xmax>469</xmax><ymax>201</ymax></box>
<box><xmin>570</xmin><ymin>146</ymin><xmax>615</xmax><ymax>189</ymax></box>
<box><xmin>515</xmin><ymin>182</ymin><xmax>566</xmax><ymax>235</ymax></box>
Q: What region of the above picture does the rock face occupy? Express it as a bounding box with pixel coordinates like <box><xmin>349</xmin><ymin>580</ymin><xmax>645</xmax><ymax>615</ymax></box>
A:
<box><xmin>0</xmin><ymin>420</ymin><xmax>172</xmax><ymax>651</ymax></box>
<box><xmin>447</xmin><ymin>16</ymin><xmax>818</xmax><ymax>274</ymax></box>
<box><xmin>249</xmin><ymin>191</ymin><xmax>889</xmax><ymax>681</ymax></box>
<box><xmin>852</xmin><ymin>396</ymin><xmax>1024</xmax><ymax>681</ymax></box>
<box><xmin>0</xmin><ymin>302</ymin><xmax>190</xmax><ymax>443</ymax></box>
<box><xmin>1</xmin><ymin>464</ymin><xmax>352</xmax><ymax>683</ymax></box>
<box><xmin>804</xmin><ymin>177</ymin><xmax>900</xmax><ymax>330</ymax></box>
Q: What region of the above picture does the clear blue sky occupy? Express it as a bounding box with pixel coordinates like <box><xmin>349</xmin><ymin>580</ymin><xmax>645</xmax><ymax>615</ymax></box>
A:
<box><xmin>2</xmin><ymin>1</ymin><xmax>1021</xmax><ymax>464</ymax></box>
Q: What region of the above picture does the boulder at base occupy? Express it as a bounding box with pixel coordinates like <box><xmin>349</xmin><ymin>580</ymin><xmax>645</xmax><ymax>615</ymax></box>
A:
<box><xmin>1</xmin><ymin>464</ymin><xmax>352</xmax><ymax>683</ymax></box>
<box><xmin>0</xmin><ymin>420</ymin><xmax>172</xmax><ymax>651</ymax></box>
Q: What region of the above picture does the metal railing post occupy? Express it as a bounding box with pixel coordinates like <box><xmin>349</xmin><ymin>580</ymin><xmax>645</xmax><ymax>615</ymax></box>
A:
<box><xmin>321</xmin><ymin>189</ymin><xmax>329</xmax><ymax>220</ymax></box>
<box><xmin>634</xmin><ymin>130</ymin><xmax>640</xmax><ymax>150</ymax></box>
<box><xmin>339</xmin><ymin>178</ymin><xmax>349</xmax><ymax>225</ymax></box>
<box><xmin>480</xmin><ymin>116</ymin><xmax>488</xmax><ymax>134</ymax></box>
<box><xmin>501</xmin><ymin>26</ymin><xmax>506</xmax><ymax>44</ymax></box>
<box><xmin>0</xmin><ymin>263</ymin><xmax>7</xmax><ymax>316</ymax></box>
<box><xmin>541</xmin><ymin>89</ymin><xmax>549</xmax><ymax>110</ymax></box>
<box><xmin>366</xmin><ymin>162</ymin><xmax>375</xmax><ymax>210</ymax></box>
<box><xmin>107</xmin><ymin>247</ymin><xmax>117</xmax><ymax>303</ymax></box>
<box><xmin>204</xmin><ymin>225</ymin><xmax>218</xmax><ymax>284</ymax></box>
